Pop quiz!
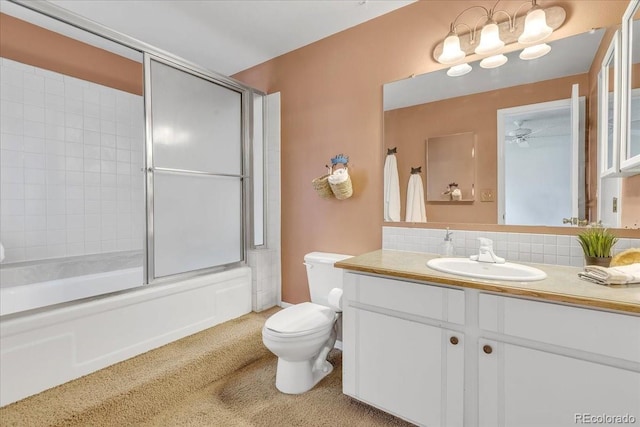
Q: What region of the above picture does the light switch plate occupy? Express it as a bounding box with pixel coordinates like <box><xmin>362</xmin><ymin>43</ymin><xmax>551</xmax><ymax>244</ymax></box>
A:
<box><xmin>480</xmin><ymin>189</ymin><xmax>494</xmax><ymax>202</ymax></box>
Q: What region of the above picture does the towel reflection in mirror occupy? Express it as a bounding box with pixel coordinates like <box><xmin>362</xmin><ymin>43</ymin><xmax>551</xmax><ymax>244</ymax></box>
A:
<box><xmin>406</xmin><ymin>166</ymin><xmax>426</xmax><ymax>222</ymax></box>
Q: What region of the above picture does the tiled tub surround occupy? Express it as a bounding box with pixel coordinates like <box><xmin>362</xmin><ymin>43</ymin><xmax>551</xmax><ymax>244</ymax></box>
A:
<box><xmin>382</xmin><ymin>226</ymin><xmax>640</xmax><ymax>268</ymax></box>
<box><xmin>0</xmin><ymin>250</ymin><xmax>144</xmax><ymax>316</ymax></box>
<box><xmin>247</xmin><ymin>93</ymin><xmax>281</xmax><ymax>312</ymax></box>
<box><xmin>0</xmin><ymin>250</ymin><xmax>142</xmax><ymax>287</ymax></box>
<box><xmin>0</xmin><ymin>58</ymin><xmax>145</xmax><ymax>264</ymax></box>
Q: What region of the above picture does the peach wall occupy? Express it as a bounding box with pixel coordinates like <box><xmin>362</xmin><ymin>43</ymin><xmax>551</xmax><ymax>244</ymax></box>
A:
<box><xmin>233</xmin><ymin>0</ymin><xmax>630</xmax><ymax>304</ymax></box>
<box><xmin>385</xmin><ymin>74</ymin><xmax>589</xmax><ymax>224</ymax></box>
<box><xmin>0</xmin><ymin>13</ymin><xmax>142</xmax><ymax>95</ymax></box>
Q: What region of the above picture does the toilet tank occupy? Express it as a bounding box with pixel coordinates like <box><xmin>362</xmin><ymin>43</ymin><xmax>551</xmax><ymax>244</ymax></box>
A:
<box><xmin>304</xmin><ymin>252</ymin><xmax>352</xmax><ymax>308</ymax></box>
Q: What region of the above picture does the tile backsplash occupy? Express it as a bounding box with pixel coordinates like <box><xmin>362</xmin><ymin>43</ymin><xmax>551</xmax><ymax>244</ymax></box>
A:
<box><xmin>0</xmin><ymin>58</ymin><xmax>145</xmax><ymax>263</ymax></box>
<box><xmin>382</xmin><ymin>226</ymin><xmax>640</xmax><ymax>268</ymax></box>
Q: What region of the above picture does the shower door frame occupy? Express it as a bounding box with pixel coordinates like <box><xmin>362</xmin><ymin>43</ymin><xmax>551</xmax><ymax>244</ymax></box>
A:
<box><xmin>143</xmin><ymin>53</ymin><xmax>251</xmax><ymax>284</ymax></box>
<box><xmin>9</xmin><ymin>0</ymin><xmax>264</xmax><ymax>287</ymax></box>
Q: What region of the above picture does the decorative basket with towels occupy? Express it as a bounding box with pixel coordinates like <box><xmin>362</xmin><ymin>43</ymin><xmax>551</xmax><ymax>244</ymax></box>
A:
<box><xmin>312</xmin><ymin>166</ymin><xmax>333</xmax><ymax>199</ymax></box>
<box><xmin>329</xmin><ymin>167</ymin><xmax>352</xmax><ymax>199</ymax></box>
<box><xmin>312</xmin><ymin>154</ymin><xmax>353</xmax><ymax>200</ymax></box>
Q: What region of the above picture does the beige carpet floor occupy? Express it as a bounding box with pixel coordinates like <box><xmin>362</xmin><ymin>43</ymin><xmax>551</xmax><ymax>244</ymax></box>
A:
<box><xmin>0</xmin><ymin>309</ymin><xmax>415</xmax><ymax>426</ymax></box>
<box><xmin>138</xmin><ymin>349</ymin><xmax>415</xmax><ymax>427</ymax></box>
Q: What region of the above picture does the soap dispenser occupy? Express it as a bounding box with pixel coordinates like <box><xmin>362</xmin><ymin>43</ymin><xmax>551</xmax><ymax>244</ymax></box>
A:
<box><xmin>440</xmin><ymin>228</ymin><xmax>455</xmax><ymax>257</ymax></box>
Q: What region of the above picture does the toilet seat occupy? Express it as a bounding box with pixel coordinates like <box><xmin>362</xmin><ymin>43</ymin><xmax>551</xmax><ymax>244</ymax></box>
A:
<box><xmin>264</xmin><ymin>302</ymin><xmax>335</xmax><ymax>337</ymax></box>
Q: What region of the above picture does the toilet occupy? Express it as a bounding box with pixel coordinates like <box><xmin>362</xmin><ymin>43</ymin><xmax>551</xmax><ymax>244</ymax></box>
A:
<box><xmin>262</xmin><ymin>251</ymin><xmax>351</xmax><ymax>394</ymax></box>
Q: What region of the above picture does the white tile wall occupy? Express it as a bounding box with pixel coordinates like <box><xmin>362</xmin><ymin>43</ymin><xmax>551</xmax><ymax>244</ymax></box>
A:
<box><xmin>0</xmin><ymin>58</ymin><xmax>145</xmax><ymax>263</ymax></box>
<box><xmin>248</xmin><ymin>94</ymin><xmax>281</xmax><ymax>312</ymax></box>
<box><xmin>382</xmin><ymin>226</ymin><xmax>640</xmax><ymax>268</ymax></box>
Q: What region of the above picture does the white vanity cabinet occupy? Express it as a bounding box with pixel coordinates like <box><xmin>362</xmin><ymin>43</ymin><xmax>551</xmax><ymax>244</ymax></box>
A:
<box><xmin>342</xmin><ymin>272</ymin><xmax>640</xmax><ymax>427</ymax></box>
<box><xmin>342</xmin><ymin>273</ymin><xmax>466</xmax><ymax>427</ymax></box>
<box><xmin>478</xmin><ymin>294</ymin><xmax>640</xmax><ymax>427</ymax></box>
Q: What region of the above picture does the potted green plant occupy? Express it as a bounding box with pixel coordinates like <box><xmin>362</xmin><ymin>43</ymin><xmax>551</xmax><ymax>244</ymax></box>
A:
<box><xmin>576</xmin><ymin>226</ymin><xmax>618</xmax><ymax>267</ymax></box>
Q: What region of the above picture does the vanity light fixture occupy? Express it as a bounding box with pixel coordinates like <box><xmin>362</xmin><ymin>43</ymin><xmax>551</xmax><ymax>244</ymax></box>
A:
<box><xmin>518</xmin><ymin>4</ymin><xmax>553</xmax><ymax>44</ymax></box>
<box><xmin>438</xmin><ymin>30</ymin><xmax>466</xmax><ymax>64</ymax></box>
<box><xmin>435</xmin><ymin>0</ymin><xmax>565</xmax><ymax>76</ymax></box>
<box><xmin>475</xmin><ymin>18</ymin><xmax>504</xmax><ymax>55</ymax></box>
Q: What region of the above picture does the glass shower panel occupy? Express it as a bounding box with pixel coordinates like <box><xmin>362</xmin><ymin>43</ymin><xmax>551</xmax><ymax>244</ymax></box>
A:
<box><xmin>148</xmin><ymin>56</ymin><xmax>245</xmax><ymax>279</ymax></box>
<box><xmin>153</xmin><ymin>172</ymin><xmax>242</xmax><ymax>278</ymax></box>
<box><xmin>150</xmin><ymin>60</ymin><xmax>242</xmax><ymax>175</ymax></box>
<box><xmin>0</xmin><ymin>2</ymin><xmax>146</xmax><ymax>315</ymax></box>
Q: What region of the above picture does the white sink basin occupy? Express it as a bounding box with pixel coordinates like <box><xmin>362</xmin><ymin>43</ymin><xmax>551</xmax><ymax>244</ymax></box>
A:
<box><xmin>426</xmin><ymin>257</ymin><xmax>547</xmax><ymax>282</ymax></box>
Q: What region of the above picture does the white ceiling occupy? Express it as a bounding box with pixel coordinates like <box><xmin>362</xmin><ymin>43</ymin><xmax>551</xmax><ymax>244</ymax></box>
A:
<box><xmin>23</xmin><ymin>0</ymin><xmax>415</xmax><ymax>76</ymax></box>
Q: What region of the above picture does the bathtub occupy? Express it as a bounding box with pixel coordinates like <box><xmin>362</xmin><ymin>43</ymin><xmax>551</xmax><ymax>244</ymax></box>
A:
<box><xmin>1</xmin><ymin>265</ymin><xmax>252</xmax><ymax>406</ymax></box>
<box><xmin>0</xmin><ymin>267</ymin><xmax>144</xmax><ymax>316</ymax></box>
<box><xmin>0</xmin><ymin>250</ymin><xmax>144</xmax><ymax>317</ymax></box>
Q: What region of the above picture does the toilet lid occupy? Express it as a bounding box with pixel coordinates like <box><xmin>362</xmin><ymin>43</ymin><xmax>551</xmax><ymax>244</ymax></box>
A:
<box><xmin>265</xmin><ymin>302</ymin><xmax>335</xmax><ymax>335</ymax></box>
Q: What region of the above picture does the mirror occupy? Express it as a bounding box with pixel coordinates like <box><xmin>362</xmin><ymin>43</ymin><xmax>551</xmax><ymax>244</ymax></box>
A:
<box><xmin>621</xmin><ymin>0</ymin><xmax>640</xmax><ymax>171</ymax></box>
<box><xmin>383</xmin><ymin>26</ymin><xmax>640</xmax><ymax>229</ymax></box>
<box><xmin>630</xmin><ymin>6</ymin><xmax>640</xmax><ymax>163</ymax></box>
<box><xmin>599</xmin><ymin>31</ymin><xmax>620</xmax><ymax>176</ymax></box>
<box><xmin>498</xmin><ymin>90</ymin><xmax>586</xmax><ymax>226</ymax></box>
<box><xmin>425</xmin><ymin>133</ymin><xmax>476</xmax><ymax>202</ymax></box>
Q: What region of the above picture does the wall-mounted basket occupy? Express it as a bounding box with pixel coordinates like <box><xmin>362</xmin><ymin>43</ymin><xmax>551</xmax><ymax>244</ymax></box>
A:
<box><xmin>312</xmin><ymin>173</ymin><xmax>333</xmax><ymax>199</ymax></box>
<box><xmin>329</xmin><ymin>168</ymin><xmax>353</xmax><ymax>200</ymax></box>
<box><xmin>312</xmin><ymin>154</ymin><xmax>353</xmax><ymax>200</ymax></box>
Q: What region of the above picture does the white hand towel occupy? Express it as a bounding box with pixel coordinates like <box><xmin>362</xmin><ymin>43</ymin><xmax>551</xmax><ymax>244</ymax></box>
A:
<box><xmin>383</xmin><ymin>154</ymin><xmax>400</xmax><ymax>222</ymax></box>
<box><xmin>328</xmin><ymin>167</ymin><xmax>349</xmax><ymax>184</ymax></box>
<box><xmin>405</xmin><ymin>174</ymin><xmax>427</xmax><ymax>222</ymax></box>
<box><xmin>579</xmin><ymin>263</ymin><xmax>640</xmax><ymax>285</ymax></box>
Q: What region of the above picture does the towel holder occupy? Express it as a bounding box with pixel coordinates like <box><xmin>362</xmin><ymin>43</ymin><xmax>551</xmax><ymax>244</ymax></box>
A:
<box><xmin>331</xmin><ymin>154</ymin><xmax>349</xmax><ymax>167</ymax></box>
<box><xmin>410</xmin><ymin>166</ymin><xmax>422</xmax><ymax>174</ymax></box>
<box><xmin>387</xmin><ymin>147</ymin><xmax>397</xmax><ymax>155</ymax></box>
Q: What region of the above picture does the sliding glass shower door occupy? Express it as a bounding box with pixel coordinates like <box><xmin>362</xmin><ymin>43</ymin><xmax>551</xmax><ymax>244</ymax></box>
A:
<box><xmin>146</xmin><ymin>57</ymin><xmax>244</xmax><ymax>279</ymax></box>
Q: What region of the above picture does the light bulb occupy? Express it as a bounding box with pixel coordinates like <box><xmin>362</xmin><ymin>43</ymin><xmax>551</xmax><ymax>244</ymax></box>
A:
<box><xmin>438</xmin><ymin>32</ymin><xmax>466</xmax><ymax>64</ymax></box>
<box><xmin>475</xmin><ymin>20</ymin><xmax>504</xmax><ymax>55</ymax></box>
<box><xmin>518</xmin><ymin>6</ymin><xmax>552</xmax><ymax>45</ymax></box>
<box><xmin>519</xmin><ymin>43</ymin><xmax>551</xmax><ymax>60</ymax></box>
<box><xmin>480</xmin><ymin>54</ymin><xmax>508</xmax><ymax>69</ymax></box>
<box><xmin>447</xmin><ymin>63</ymin><xmax>472</xmax><ymax>77</ymax></box>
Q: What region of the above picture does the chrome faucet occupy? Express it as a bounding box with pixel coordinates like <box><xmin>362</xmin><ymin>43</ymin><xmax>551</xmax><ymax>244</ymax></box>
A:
<box><xmin>470</xmin><ymin>238</ymin><xmax>505</xmax><ymax>264</ymax></box>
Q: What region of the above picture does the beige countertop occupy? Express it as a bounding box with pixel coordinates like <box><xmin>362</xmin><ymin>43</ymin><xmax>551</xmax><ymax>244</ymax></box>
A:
<box><xmin>335</xmin><ymin>250</ymin><xmax>640</xmax><ymax>315</ymax></box>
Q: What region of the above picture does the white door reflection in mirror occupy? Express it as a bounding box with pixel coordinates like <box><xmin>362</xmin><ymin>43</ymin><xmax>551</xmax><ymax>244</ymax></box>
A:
<box><xmin>621</xmin><ymin>0</ymin><xmax>640</xmax><ymax>172</ymax></box>
<box><xmin>628</xmin><ymin>31</ymin><xmax>640</xmax><ymax>162</ymax></box>
<box><xmin>497</xmin><ymin>87</ymin><xmax>585</xmax><ymax>226</ymax></box>
<box><xmin>599</xmin><ymin>31</ymin><xmax>620</xmax><ymax>177</ymax></box>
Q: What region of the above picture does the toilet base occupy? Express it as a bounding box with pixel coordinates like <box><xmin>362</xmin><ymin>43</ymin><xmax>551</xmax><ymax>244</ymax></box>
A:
<box><xmin>275</xmin><ymin>358</ymin><xmax>334</xmax><ymax>394</ymax></box>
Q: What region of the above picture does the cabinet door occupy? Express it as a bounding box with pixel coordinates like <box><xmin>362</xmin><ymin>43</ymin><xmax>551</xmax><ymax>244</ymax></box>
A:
<box><xmin>479</xmin><ymin>340</ymin><xmax>640</xmax><ymax>427</ymax></box>
<box><xmin>351</xmin><ymin>308</ymin><xmax>463</xmax><ymax>427</ymax></box>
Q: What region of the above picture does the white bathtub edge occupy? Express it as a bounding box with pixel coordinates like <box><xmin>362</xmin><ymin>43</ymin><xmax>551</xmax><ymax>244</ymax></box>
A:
<box><xmin>0</xmin><ymin>266</ymin><xmax>252</xmax><ymax>406</ymax></box>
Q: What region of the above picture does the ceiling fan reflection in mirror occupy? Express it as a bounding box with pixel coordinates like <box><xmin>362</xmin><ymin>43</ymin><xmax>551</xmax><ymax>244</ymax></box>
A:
<box><xmin>506</xmin><ymin>120</ymin><xmax>562</xmax><ymax>147</ymax></box>
<box><xmin>507</xmin><ymin>120</ymin><xmax>538</xmax><ymax>147</ymax></box>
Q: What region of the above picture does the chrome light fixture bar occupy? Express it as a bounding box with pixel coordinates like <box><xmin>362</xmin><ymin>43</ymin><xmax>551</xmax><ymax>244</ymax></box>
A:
<box><xmin>433</xmin><ymin>0</ymin><xmax>565</xmax><ymax>76</ymax></box>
